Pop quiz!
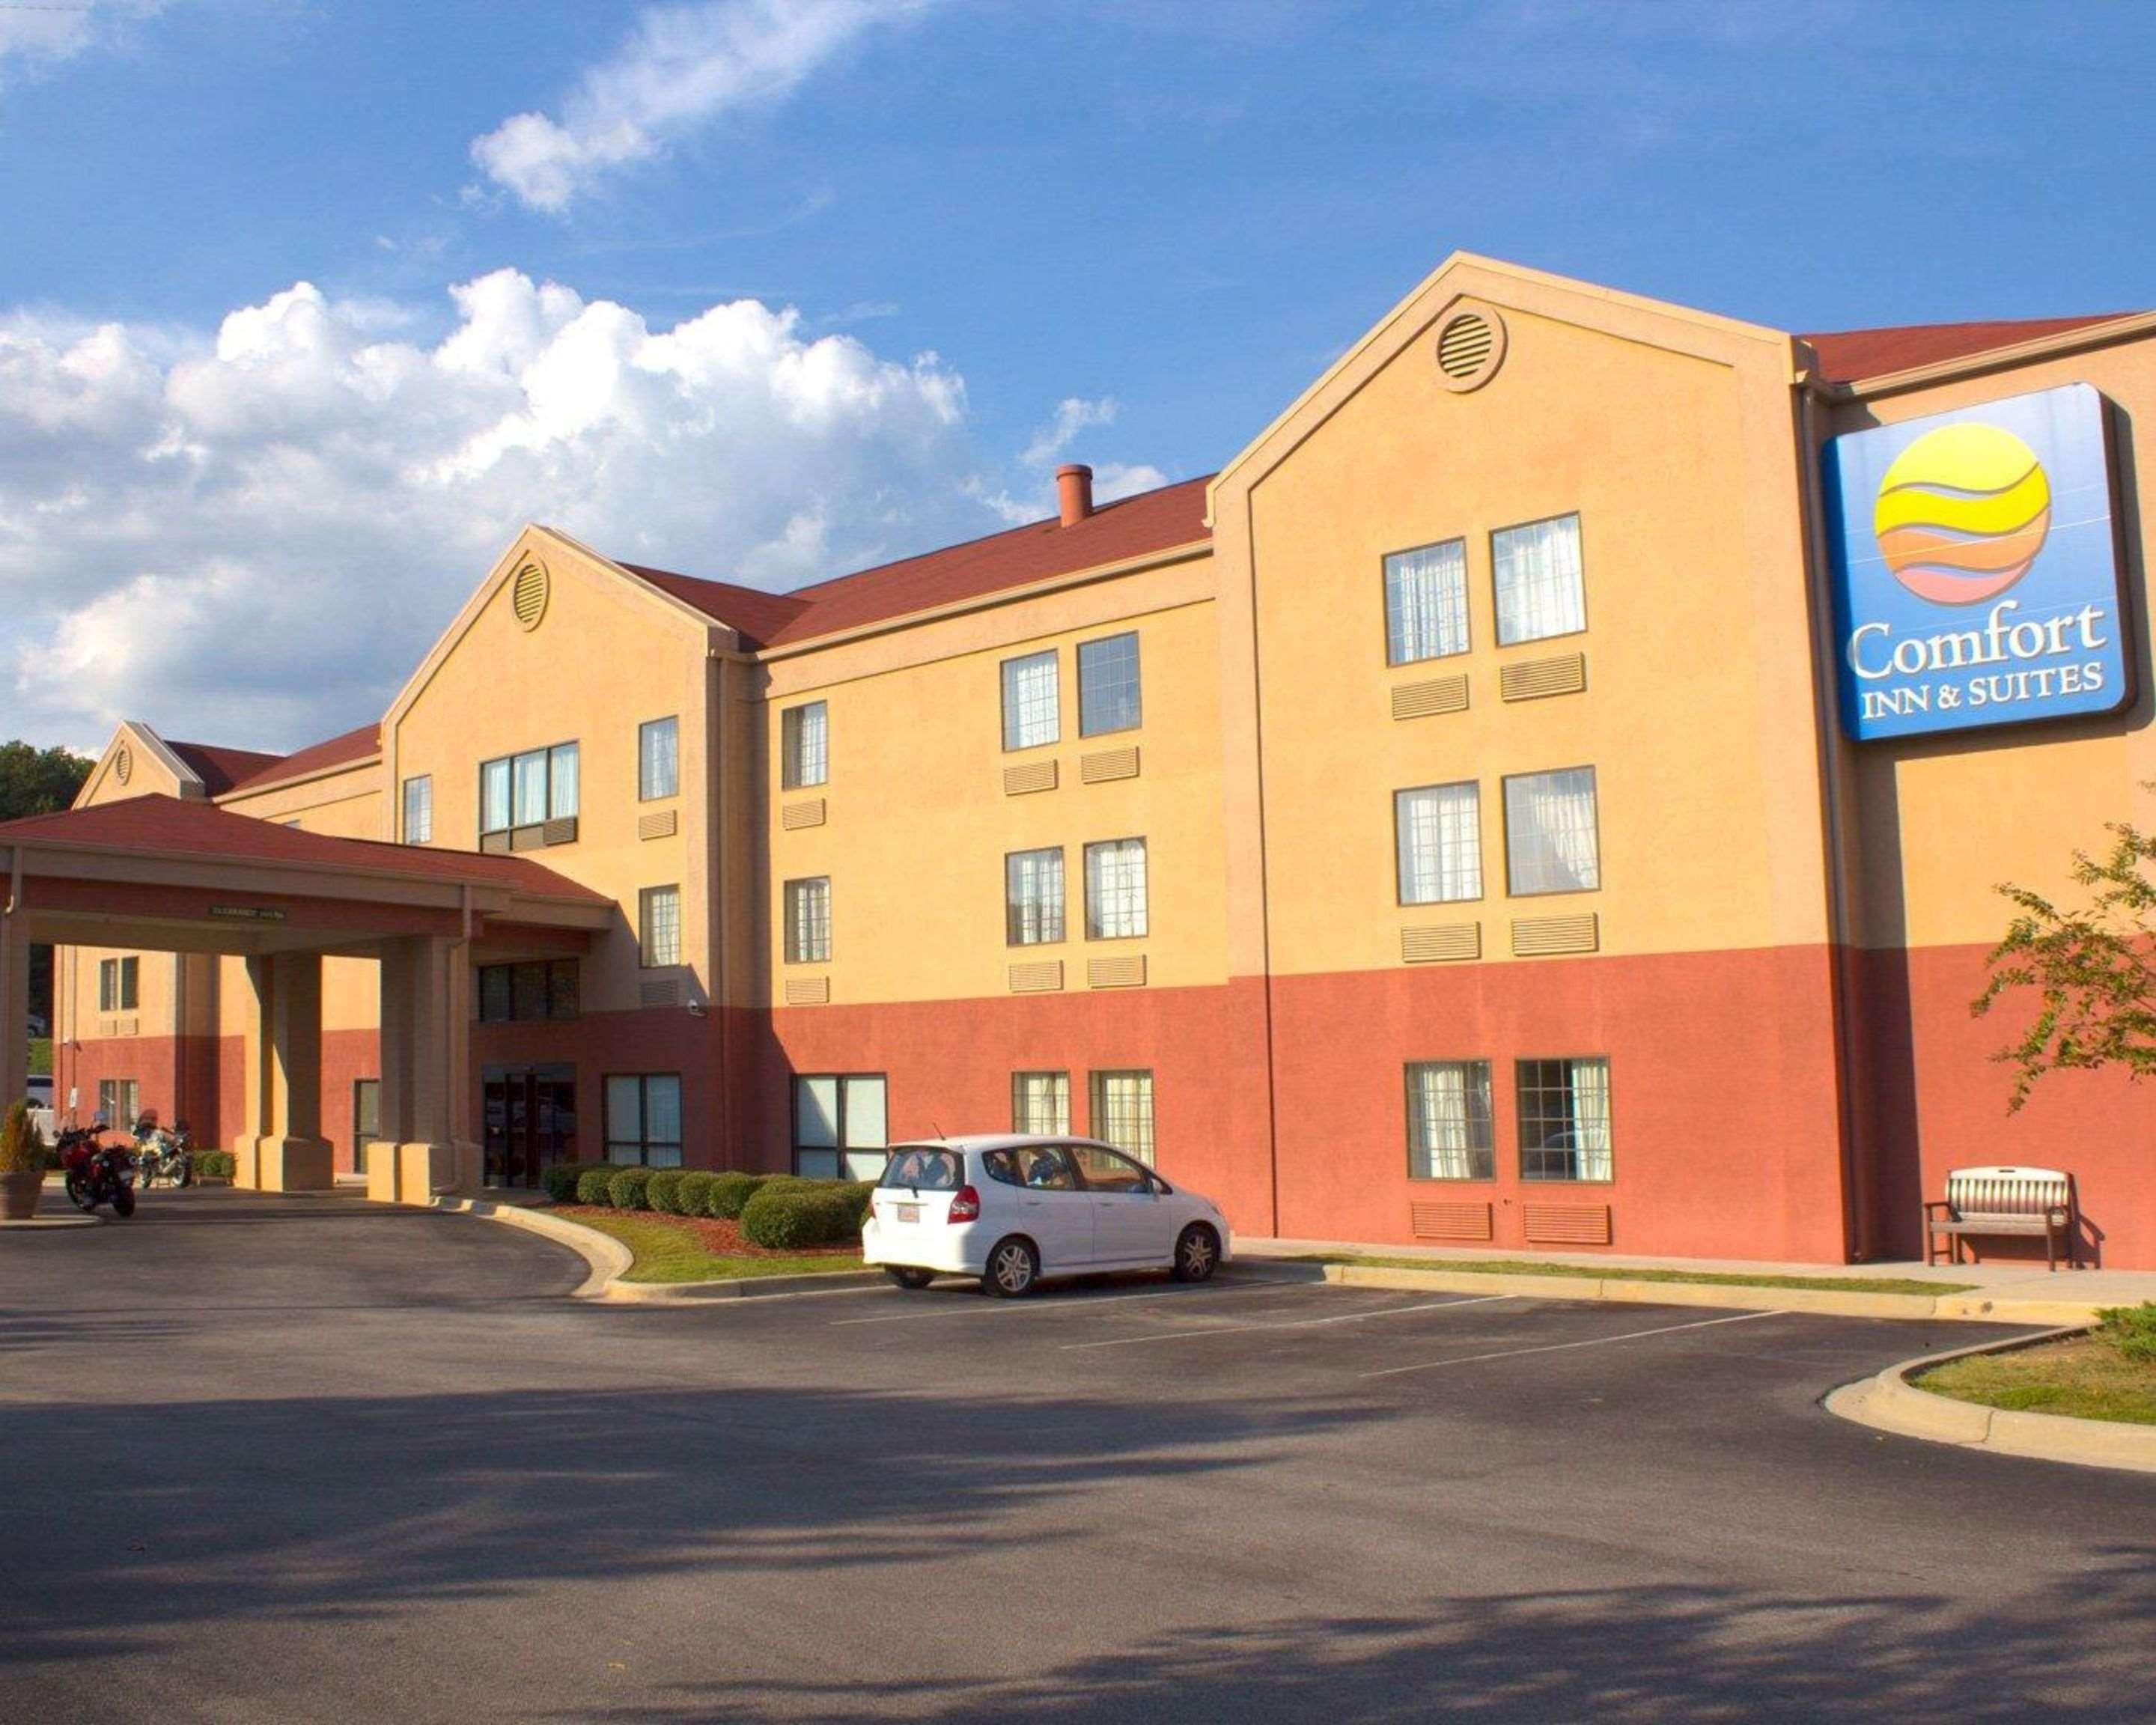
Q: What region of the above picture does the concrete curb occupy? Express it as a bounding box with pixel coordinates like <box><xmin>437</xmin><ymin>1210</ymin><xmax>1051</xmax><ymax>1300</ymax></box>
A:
<box><xmin>1311</xmin><ymin>1261</ymin><xmax>2119</xmax><ymax>1325</ymax></box>
<box><xmin>1824</xmin><ymin>1329</ymin><xmax>2156</xmax><ymax>1474</ymax></box>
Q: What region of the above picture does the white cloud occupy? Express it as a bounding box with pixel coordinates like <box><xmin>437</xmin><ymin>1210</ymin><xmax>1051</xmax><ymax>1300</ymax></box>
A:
<box><xmin>975</xmin><ymin>395</ymin><xmax>1168</xmax><ymax>526</ymax></box>
<box><xmin>470</xmin><ymin>0</ymin><xmax>928</xmax><ymax>213</ymax></box>
<box><xmin>0</xmin><ymin>269</ymin><xmax>980</xmax><ymax>751</ymax></box>
<box><xmin>0</xmin><ymin>0</ymin><xmax>162</xmax><ymax>79</ymax></box>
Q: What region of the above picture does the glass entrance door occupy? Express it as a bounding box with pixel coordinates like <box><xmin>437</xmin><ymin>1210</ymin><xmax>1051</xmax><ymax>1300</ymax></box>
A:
<box><xmin>481</xmin><ymin>1065</ymin><xmax>576</xmax><ymax>1187</ymax></box>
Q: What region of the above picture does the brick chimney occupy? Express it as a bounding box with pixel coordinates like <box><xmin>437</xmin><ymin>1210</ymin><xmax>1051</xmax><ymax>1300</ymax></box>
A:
<box><xmin>1056</xmin><ymin>463</ymin><xmax>1094</xmax><ymax>528</ymax></box>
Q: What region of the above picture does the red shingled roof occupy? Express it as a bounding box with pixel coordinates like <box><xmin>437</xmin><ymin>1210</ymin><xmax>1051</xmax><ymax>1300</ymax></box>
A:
<box><xmin>0</xmin><ymin>794</ymin><xmax>607</xmax><ymax>901</ymax></box>
<box><xmin>165</xmin><ymin>739</ymin><xmax>283</xmax><ymax>798</ymax></box>
<box><xmin>624</xmin><ymin>472</ymin><xmax>1214</xmax><ymax>650</ymax></box>
<box><xmin>1802</xmin><ymin>314</ymin><xmax>2135</xmax><ymax>383</ymax></box>
<box><xmin>219</xmin><ymin>722</ymin><xmax>380</xmax><ymax>797</ymax></box>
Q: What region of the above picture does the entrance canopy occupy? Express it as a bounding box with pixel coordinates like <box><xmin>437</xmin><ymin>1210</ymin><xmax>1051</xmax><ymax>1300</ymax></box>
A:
<box><xmin>0</xmin><ymin>795</ymin><xmax>615</xmax><ymax>1195</ymax></box>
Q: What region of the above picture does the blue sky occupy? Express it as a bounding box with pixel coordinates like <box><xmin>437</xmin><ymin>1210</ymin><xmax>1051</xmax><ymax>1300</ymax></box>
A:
<box><xmin>3</xmin><ymin>0</ymin><xmax>2152</xmax><ymax>753</ymax></box>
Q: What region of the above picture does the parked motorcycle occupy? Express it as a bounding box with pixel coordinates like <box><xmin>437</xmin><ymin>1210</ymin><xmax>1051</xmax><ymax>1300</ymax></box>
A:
<box><xmin>58</xmin><ymin>1122</ymin><xmax>135</xmax><ymax>1217</ymax></box>
<box><xmin>134</xmin><ymin>1120</ymin><xmax>193</xmax><ymax>1190</ymax></box>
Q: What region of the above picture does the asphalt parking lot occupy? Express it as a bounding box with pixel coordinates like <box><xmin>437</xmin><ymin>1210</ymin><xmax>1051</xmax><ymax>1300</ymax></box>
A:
<box><xmin>2</xmin><ymin>1190</ymin><xmax>2152</xmax><ymax>1724</ymax></box>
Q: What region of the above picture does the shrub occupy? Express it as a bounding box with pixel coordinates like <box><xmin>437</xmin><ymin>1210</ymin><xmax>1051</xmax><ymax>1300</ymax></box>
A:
<box><xmin>0</xmin><ymin>1102</ymin><xmax>38</xmax><ymax>1175</ymax></box>
<box><xmin>704</xmin><ymin>1171</ymin><xmax>770</xmax><ymax>1220</ymax></box>
<box><xmin>194</xmin><ymin>1149</ymin><xmax>236</xmax><ymax>1181</ymax></box>
<box><xmin>575</xmin><ymin>1165</ymin><xmax>621</xmax><ymax>1205</ymax></box>
<box><xmin>740</xmin><ymin>1182</ymin><xmax>864</xmax><ymax>1251</ymax></box>
<box><xmin>540</xmin><ymin>1163</ymin><xmax>587</xmax><ymax>1204</ymax></box>
<box><xmin>607</xmin><ymin>1167</ymin><xmax>655</xmax><ymax>1211</ymax></box>
<box><xmin>677</xmin><ymin>1171</ymin><xmax>716</xmax><ymax>1217</ymax></box>
<box><xmin>2097</xmin><ymin>1302</ymin><xmax>2156</xmax><ymax>1366</ymax></box>
<box><xmin>646</xmin><ymin>1169</ymin><xmax>688</xmax><ymax>1214</ymax></box>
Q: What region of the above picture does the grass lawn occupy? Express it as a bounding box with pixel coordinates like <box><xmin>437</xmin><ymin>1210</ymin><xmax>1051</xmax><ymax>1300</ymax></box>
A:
<box><xmin>1917</xmin><ymin>1333</ymin><xmax>2156</xmax><ymax>1426</ymax></box>
<box><xmin>554</xmin><ymin>1207</ymin><xmax>865</xmax><ymax>1285</ymax></box>
<box><xmin>1290</xmin><ymin>1253</ymin><xmax>1972</xmax><ymax>1297</ymax></box>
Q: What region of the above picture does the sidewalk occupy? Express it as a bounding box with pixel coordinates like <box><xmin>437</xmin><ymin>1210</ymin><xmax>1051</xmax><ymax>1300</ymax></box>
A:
<box><xmin>1235</xmin><ymin>1235</ymin><xmax>2156</xmax><ymax>1327</ymax></box>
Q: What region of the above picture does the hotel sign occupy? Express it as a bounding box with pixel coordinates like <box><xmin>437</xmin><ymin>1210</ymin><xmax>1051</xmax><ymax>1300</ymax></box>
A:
<box><xmin>1821</xmin><ymin>383</ymin><xmax>2131</xmax><ymax>741</ymax></box>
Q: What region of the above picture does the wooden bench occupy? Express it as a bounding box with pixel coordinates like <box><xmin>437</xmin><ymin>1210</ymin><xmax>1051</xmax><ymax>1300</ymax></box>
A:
<box><xmin>1923</xmin><ymin>1165</ymin><xmax>2079</xmax><ymax>1271</ymax></box>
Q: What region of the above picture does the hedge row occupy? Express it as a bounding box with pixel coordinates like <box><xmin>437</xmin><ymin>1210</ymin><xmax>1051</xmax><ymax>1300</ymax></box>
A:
<box><xmin>192</xmin><ymin>1149</ymin><xmax>237</xmax><ymax>1181</ymax></box>
<box><xmin>541</xmin><ymin>1161</ymin><xmax>874</xmax><ymax>1245</ymax></box>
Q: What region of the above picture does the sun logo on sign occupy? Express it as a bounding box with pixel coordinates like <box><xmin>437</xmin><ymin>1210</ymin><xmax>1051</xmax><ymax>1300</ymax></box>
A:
<box><xmin>1872</xmin><ymin>422</ymin><xmax>2051</xmax><ymax>606</ymax></box>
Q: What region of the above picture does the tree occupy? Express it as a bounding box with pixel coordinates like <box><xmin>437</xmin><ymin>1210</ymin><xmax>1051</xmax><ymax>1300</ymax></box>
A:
<box><xmin>0</xmin><ymin>740</ymin><xmax>94</xmax><ymax>1030</ymax></box>
<box><xmin>1973</xmin><ymin>796</ymin><xmax>2156</xmax><ymax>1110</ymax></box>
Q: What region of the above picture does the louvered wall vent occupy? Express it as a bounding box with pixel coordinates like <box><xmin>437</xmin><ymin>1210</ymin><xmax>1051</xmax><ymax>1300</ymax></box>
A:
<box><xmin>1079</xmin><ymin>746</ymin><xmax>1139</xmax><ymax>784</ymax></box>
<box><xmin>1391</xmin><ymin>674</ymin><xmax>1469</xmax><ymax>721</ymax></box>
<box><xmin>1003</xmin><ymin>759</ymin><xmax>1059</xmax><ymax>797</ymax></box>
<box><xmin>784</xmin><ymin>976</ymin><xmax>830</xmax><ymax>1006</ymax></box>
<box><xmin>1402</xmin><ymin>922</ymin><xmax>1479</xmax><ymax>964</ymax></box>
<box><xmin>1500</xmin><ymin>652</ymin><xmax>1587</xmax><ymax>702</ymax></box>
<box><xmin>511</xmin><ymin>559</ymin><xmax>550</xmax><ymax>630</ymax></box>
<box><xmin>781</xmin><ymin>798</ymin><xmax>826</xmax><ymax>830</ymax></box>
<box><xmin>1511</xmin><ymin>913</ymin><xmax>1598</xmax><ymax>957</ymax></box>
<box><xmin>540</xmin><ymin>816</ymin><xmax>579</xmax><ymax>848</ymax></box>
<box><xmin>1008</xmin><ymin>960</ymin><xmax>1064</xmax><ymax>994</ymax></box>
<box><xmin>639</xmin><ymin>977</ymin><xmax>683</xmax><ymax>1008</ymax></box>
<box><xmin>1523</xmin><ymin>1204</ymin><xmax>1613</xmax><ymax>1246</ymax></box>
<box><xmin>1434</xmin><ymin>307</ymin><xmax>1506</xmax><ymax>392</ymax></box>
<box><xmin>1411</xmin><ymin>1201</ymin><xmax>1494</xmax><ymax>1242</ymax></box>
<box><xmin>1088</xmin><ymin>955</ymin><xmax>1147</xmax><ymax>990</ymax></box>
<box><xmin>638</xmin><ymin>809</ymin><xmax>677</xmax><ymax>841</ymax></box>
<box><xmin>115</xmin><ymin>746</ymin><xmax>133</xmax><ymax>785</ymax></box>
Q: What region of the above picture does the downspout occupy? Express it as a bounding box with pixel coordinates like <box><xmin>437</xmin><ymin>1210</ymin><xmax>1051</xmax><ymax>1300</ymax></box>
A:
<box><xmin>1794</xmin><ymin>378</ymin><xmax>1875</xmax><ymax>1261</ymax></box>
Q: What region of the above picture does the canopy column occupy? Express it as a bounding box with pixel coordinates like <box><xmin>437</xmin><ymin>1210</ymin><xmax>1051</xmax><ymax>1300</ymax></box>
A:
<box><xmin>375</xmin><ymin>934</ymin><xmax>478</xmax><ymax>1204</ymax></box>
<box><xmin>258</xmin><ymin>951</ymin><xmax>334</xmax><ymax>1190</ymax></box>
<box><xmin>0</xmin><ymin>895</ymin><xmax>28</xmax><ymax>1125</ymax></box>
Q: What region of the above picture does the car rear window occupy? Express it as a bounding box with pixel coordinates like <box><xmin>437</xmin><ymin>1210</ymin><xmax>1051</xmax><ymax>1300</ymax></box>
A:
<box><xmin>880</xmin><ymin>1147</ymin><xmax>963</xmax><ymax>1190</ymax></box>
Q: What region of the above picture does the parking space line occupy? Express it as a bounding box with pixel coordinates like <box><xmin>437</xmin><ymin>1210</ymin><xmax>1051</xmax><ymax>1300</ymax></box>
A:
<box><xmin>1358</xmin><ymin>1308</ymin><xmax>1791</xmax><ymax>1378</ymax></box>
<box><xmin>827</xmin><ymin>1282</ymin><xmax>1294</xmax><ymax>1327</ymax></box>
<box><xmin>1062</xmin><ymin>1293</ymin><xmax>1517</xmax><ymax>1351</ymax></box>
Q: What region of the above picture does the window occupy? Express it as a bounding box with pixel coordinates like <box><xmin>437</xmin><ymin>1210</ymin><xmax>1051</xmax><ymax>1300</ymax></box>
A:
<box><xmin>1083</xmin><ymin>838</ymin><xmax>1148</xmax><ymax>940</ymax></box>
<box><xmin>984</xmin><ymin>1144</ymin><xmax>1077</xmax><ymax>1190</ymax></box>
<box><xmin>480</xmin><ymin>741</ymin><xmax>579</xmax><ymax>837</ymax></box>
<box><xmin>1001</xmin><ymin>651</ymin><xmax>1059</xmax><ymax>751</ymax></box>
<box><xmin>639</xmin><ymin>885</ymin><xmax>682</xmax><ymax>967</ymax></box>
<box><xmin>1011</xmin><ymin>1071</ymin><xmax>1071</xmax><ymax>1135</ymax></box>
<box><xmin>1068</xmin><ymin>1142</ymin><xmax>1153</xmax><ymax>1192</ymax></box>
<box><xmin>1407</xmin><ymin>1061</ymin><xmax>1493</xmax><ymax>1180</ymax></box>
<box><xmin>1004</xmin><ymin>848</ymin><xmax>1065</xmax><ymax>946</ymax></box>
<box><xmin>1517</xmin><ymin>1058</ymin><xmax>1612</xmax><ymax>1181</ymax></box>
<box><xmin>639</xmin><ymin>717</ymin><xmax>679</xmax><ymax>801</ymax></box>
<box><xmin>792</xmin><ymin>1073</ymin><xmax>887</xmax><ymax>1180</ymax></box>
<box><xmin>97</xmin><ymin>956</ymin><xmax>138</xmax><ymax>1012</ymax></box>
<box><xmin>1395</xmin><ymin>782</ymin><xmax>1482</xmax><ymax>904</ymax></box>
<box><xmin>401</xmin><ymin>775</ymin><xmax>433</xmax><ymax>845</ymax></box>
<box><xmin>604</xmin><ymin>1073</ymin><xmax>683</xmax><ymax>1167</ymax></box>
<box><xmin>1088</xmin><ymin>1070</ymin><xmax>1155</xmax><ymax>1165</ymax></box>
<box><xmin>1503</xmin><ymin>767</ymin><xmax>1601</xmax><ymax>895</ymax></box>
<box><xmin>478</xmin><ymin>961</ymin><xmax>579</xmax><ymax>1023</ymax></box>
<box><xmin>784</xmin><ymin>877</ymin><xmax>831</xmax><ymax>964</ymax></box>
<box><xmin>1077</xmin><ymin>632</ymin><xmax>1141</xmax><ymax>737</ymax></box>
<box><xmin>881</xmin><ymin>1147</ymin><xmax>963</xmax><ymax>1190</ymax></box>
<box><xmin>1384</xmin><ymin>538</ymin><xmax>1470</xmax><ymax>664</ymax></box>
<box><xmin>781</xmin><ymin>702</ymin><xmax>827</xmax><ymax>790</ymax></box>
<box><xmin>1493</xmin><ymin>514</ymin><xmax>1586</xmax><ymax>645</ymax></box>
<box><xmin>98</xmin><ymin>1077</ymin><xmax>141</xmax><ymax>1130</ymax></box>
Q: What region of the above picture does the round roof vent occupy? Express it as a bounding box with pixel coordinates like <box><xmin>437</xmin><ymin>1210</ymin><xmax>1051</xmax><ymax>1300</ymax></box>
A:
<box><xmin>1435</xmin><ymin>307</ymin><xmax>1505</xmax><ymax>392</ymax></box>
<box><xmin>115</xmin><ymin>744</ymin><xmax>133</xmax><ymax>785</ymax></box>
<box><xmin>511</xmin><ymin>559</ymin><xmax>550</xmax><ymax>631</ymax></box>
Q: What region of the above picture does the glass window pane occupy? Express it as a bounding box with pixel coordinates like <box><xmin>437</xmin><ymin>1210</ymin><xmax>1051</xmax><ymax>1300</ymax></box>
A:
<box><xmin>606</xmin><ymin>1075</ymin><xmax>644</xmax><ymax>1147</ymax></box>
<box><xmin>402</xmin><ymin>775</ymin><xmax>431</xmax><ymax>845</ymax></box>
<box><xmin>1395</xmin><ymin>782</ymin><xmax>1482</xmax><ymax>904</ymax></box>
<box><xmin>794</xmin><ymin>1148</ymin><xmax>841</xmax><ymax>1180</ymax></box>
<box><xmin>782</xmin><ymin>702</ymin><xmax>828</xmax><ymax>790</ymax></box>
<box><xmin>1005</xmin><ymin>848</ymin><xmax>1065</xmax><ymax>946</ymax></box>
<box><xmin>1407</xmin><ymin>1061</ymin><xmax>1493</xmax><ymax>1180</ymax></box>
<box><xmin>640</xmin><ymin>886</ymin><xmax>681</xmax><ymax>967</ymax></box>
<box><xmin>1517</xmin><ymin>1056</ymin><xmax>1613</xmax><ymax>1181</ymax></box>
<box><xmin>547</xmin><ymin>961</ymin><xmax>579</xmax><ymax>1020</ymax></box>
<box><xmin>794</xmin><ymin>1076</ymin><xmax>838</xmax><ymax>1148</ymax></box>
<box><xmin>841</xmin><ymin>1076</ymin><xmax>886</xmax><ymax>1150</ymax></box>
<box><xmin>785</xmin><ymin>877</ymin><xmax>830</xmax><ymax>964</ymax></box>
<box><xmin>513</xmin><ymin>750</ymin><xmax>549</xmax><ymax>826</ymax></box>
<box><xmin>645</xmin><ymin>1075</ymin><xmax>682</xmax><ymax>1147</ymax></box>
<box><xmin>1001</xmin><ymin>651</ymin><xmax>1059</xmax><ymax>750</ymax></box>
<box><xmin>1084</xmin><ymin>839</ymin><xmax>1148</xmax><ymax>940</ymax></box>
<box><xmin>1504</xmin><ymin>768</ymin><xmax>1601</xmax><ymax>895</ymax></box>
<box><xmin>549</xmin><ymin>743</ymin><xmax>579</xmax><ymax>819</ymax></box>
<box><xmin>481</xmin><ymin>759</ymin><xmax>511</xmax><ymax>833</ymax></box>
<box><xmin>1384</xmin><ymin>539</ymin><xmax>1469</xmax><ymax>664</ymax></box>
<box><xmin>1088</xmin><ymin>1070</ymin><xmax>1155</xmax><ymax>1164</ymax></box>
<box><xmin>640</xmin><ymin>717</ymin><xmax>678</xmax><ymax>801</ymax></box>
<box><xmin>1077</xmin><ymin>633</ymin><xmax>1140</xmax><ymax>737</ymax></box>
<box><xmin>1011</xmin><ymin>1071</ymin><xmax>1071</xmax><ymax>1135</ymax></box>
<box><xmin>1493</xmin><ymin>514</ymin><xmax>1586</xmax><ymax>645</ymax></box>
<box><xmin>511</xmin><ymin>961</ymin><xmax>547</xmax><ymax>1021</ymax></box>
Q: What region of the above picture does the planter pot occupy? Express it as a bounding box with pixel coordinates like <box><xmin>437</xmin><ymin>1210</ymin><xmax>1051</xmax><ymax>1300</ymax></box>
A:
<box><xmin>0</xmin><ymin>1171</ymin><xmax>43</xmax><ymax>1222</ymax></box>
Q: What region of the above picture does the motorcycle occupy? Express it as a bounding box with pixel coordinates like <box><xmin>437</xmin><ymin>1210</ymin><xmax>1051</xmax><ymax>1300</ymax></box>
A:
<box><xmin>134</xmin><ymin>1121</ymin><xmax>193</xmax><ymax>1190</ymax></box>
<box><xmin>58</xmin><ymin>1122</ymin><xmax>136</xmax><ymax>1217</ymax></box>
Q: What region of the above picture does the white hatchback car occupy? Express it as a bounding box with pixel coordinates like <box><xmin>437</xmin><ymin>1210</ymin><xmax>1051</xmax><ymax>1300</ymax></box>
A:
<box><xmin>861</xmin><ymin>1134</ymin><xmax>1231</xmax><ymax>1296</ymax></box>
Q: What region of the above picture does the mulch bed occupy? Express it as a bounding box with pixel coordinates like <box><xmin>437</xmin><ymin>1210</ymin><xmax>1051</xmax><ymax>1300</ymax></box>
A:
<box><xmin>555</xmin><ymin>1205</ymin><xmax>857</xmax><ymax>1259</ymax></box>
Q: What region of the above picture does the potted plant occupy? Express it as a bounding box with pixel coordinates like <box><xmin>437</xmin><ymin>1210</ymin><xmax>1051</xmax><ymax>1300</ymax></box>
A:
<box><xmin>0</xmin><ymin>1101</ymin><xmax>42</xmax><ymax>1222</ymax></box>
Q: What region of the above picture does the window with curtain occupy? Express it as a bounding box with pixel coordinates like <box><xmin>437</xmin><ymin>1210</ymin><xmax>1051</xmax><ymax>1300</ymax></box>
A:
<box><xmin>481</xmin><ymin>741</ymin><xmax>578</xmax><ymax>836</ymax></box>
<box><xmin>1384</xmin><ymin>538</ymin><xmax>1470</xmax><ymax>664</ymax></box>
<box><xmin>784</xmin><ymin>877</ymin><xmax>831</xmax><ymax>964</ymax></box>
<box><xmin>1395</xmin><ymin>782</ymin><xmax>1482</xmax><ymax>904</ymax></box>
<box><xmin>782</xmin><ymin>702</ymin><xmax>828</xmax><ymax>790</ymax></box>
<box><xmin>99</xmin><ymin>1077</ymin><xmax>139</xmax><ymax>1131</ymax></box>
<box><xmin>401</xmin><ymin>774</ymin><xmax>432</xmax><ymax>844</ymax></box>
<box><xmin>604</xmin><ymin>1073</ymin><xmax>683</xmax><ymax>1166</ymax></box>
<box><xmin>1000</xmin><ymin>651</ymin><xmax>1059</xmax><ymax>751</ymax></box>
<box><xmin>1083</xmin><ymin>838</ymin><xmax>1148</xmax><ymax>940</ymax></box>
<box><xmin>1011</xmin><ymin>1071</ymin><xmax>1071</xmax><ymax>1135</ymax></box>
<box><xmin>1088</xmin><ymin>1070</ymin><xmax>1155</xmax><ymax>1165</ymax></box>
<box><xmin>639</xmin><ymin>717</ymin><xmax>679</xmax><ymax>801</ymax></box>
<box><xmin>98</xmin><ymin>955</ymin><xmax>138</xmax><ymax>1012</ymax></box>
<box><xmin>481</xmin><ymin>758</ymin><xmax>511</xmax><ymax>835</ymax></box>
<box><xmin>1004</xmin><ymin>848</ymin><xmax>1065</xmax><ymax>945</ymax></box>
<box><xmin>1517</xmin><ymin>1057</ymin><xmax>1612</xmax><ymax>1181</ymax></box>
<box><xmin>639</xmin><ymin>884</ymin><xmax>681</xmax><ymax>967</ymax></box>
<box><xmin>792</xmin><ymin>1074</ymin><xmax>887</xmax><ymax>1179</ymax></box>
<box><xmin>1406</xmin><ymin>1061</ymin><xmax>1493</xmax><ymax>1180</ymax></box>
<box><xmin>1503</xmin><ymin>767</ymin><xmax>1600</xmax><ymax>895</ymax></box>
<box><xmin>1077</xmin><ymin>632</ymin><xmax>1142</xmax><ymax>737</ymax></box>
<box><xmin>1492</xmin><ymin>514</ymin><xmax>1586</xmax><ymax>645</ymax></box>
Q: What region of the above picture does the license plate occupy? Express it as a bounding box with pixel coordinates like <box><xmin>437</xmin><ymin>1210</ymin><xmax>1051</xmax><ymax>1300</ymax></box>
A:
<box><xmin>895</xmin><ymin>1203</ymin><xmax>921</xmax><ymax>1224</ymax></box>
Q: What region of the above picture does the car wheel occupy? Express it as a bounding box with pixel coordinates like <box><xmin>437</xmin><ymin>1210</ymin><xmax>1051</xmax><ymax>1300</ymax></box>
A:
<box><xmin>883</xmin><ymin>1267</ymin><xmax>935</xmax><ymax>1290</ymax></box>
<box><xmin>1172</xmin><ymin>1223</ymin><xmax>1219</xmax><ymax>1283</ymax></box>
<box><xmin>983</xmin><ymin>1235</ymin><xmax>1040</xmax><ymax>1297</ymax></box>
